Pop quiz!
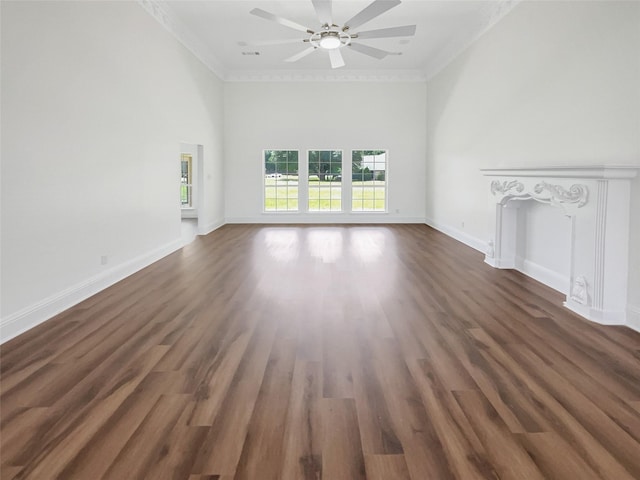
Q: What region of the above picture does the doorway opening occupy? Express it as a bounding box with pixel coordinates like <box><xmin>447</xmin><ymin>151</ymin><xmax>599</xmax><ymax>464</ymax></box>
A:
<box><xmin>180</xmin><ymin>143</ymin><xmax>204</xmax><ymax>245</ymax></box>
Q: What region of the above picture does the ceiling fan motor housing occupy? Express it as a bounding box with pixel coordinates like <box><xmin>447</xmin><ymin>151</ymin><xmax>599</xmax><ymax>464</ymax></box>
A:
<box><xmin>310</xmin><ymin>28</ymin><xmax>352</xmax><ymax>50</ymax></box>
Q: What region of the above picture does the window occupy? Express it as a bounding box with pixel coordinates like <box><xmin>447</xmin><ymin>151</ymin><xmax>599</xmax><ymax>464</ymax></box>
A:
<box><xmin>264</xmin><ymin>150</ymin><xmax>299</xmax><ymax>211</ymax></box>
<box><xmin>308</xmin><ymin>150</ymin><xmax>342</xmax><ymax>212</ymax></box>
<box><xmin>181</xmin><ymin>153</ymin><xmax>193</xmax><ymax>208</ymax></box>
<box><xmin>352</xmin><ymin>150</ymin><xmax>387</xmax><ymax>212</ymax></box>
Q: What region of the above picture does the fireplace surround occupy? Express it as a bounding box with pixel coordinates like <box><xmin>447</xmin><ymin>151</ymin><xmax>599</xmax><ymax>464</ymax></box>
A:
<box><xmin>481</xmin><ymin>166</ymin><xmax>638</xmax><ymax>326</ymax></box>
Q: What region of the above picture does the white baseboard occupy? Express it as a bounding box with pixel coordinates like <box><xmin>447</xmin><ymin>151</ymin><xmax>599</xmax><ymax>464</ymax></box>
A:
<box><xmin>627</xmin><ymin>305</ymin><xmax>640</xmax><ymax>332</ymax></box>
<box><xmin>516</xmin><ymin>257</ymin><xmax>569</xmax><ymax>295</ymax></box>
<box><xmin>0</xmin><ymin>239</ymin><xmax>183</xmax><ymax>344</ymax></box>
<box><xmin>424</xmin><ymin>217</ymin><xmax>487</xmax><ymax>253</ymax></box>
<box><xmin>198</xmin><ymin>217</ymin><xmax>225</xmax><ymax>236</ymax></box>
<box><xmin>564</xmin><ymin>299</ymin><xmax>627</xmax><ymax>326</ymax></box>
<box><xmin>225</xmin><ymin>215</ymin><xmax>425</xmax><ymax>224</ymax></box>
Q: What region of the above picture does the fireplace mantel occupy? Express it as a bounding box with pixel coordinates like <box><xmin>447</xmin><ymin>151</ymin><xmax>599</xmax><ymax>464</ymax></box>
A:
<box><xmin>481</xmin><ymin>165</ymin><xmax>638</xmax><ymax>326</ymax></box>
<box><xmin>481</xmin><ymin>165</ymin><xmax>639</xmax><ymax>179</ymax></box>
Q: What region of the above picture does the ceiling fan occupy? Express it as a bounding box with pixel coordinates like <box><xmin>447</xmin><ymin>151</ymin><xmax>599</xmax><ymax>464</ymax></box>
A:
<box><xmin>239</xmin><ymin>0</ymin><xmax>416</xmax><ymax>69</ymax></box>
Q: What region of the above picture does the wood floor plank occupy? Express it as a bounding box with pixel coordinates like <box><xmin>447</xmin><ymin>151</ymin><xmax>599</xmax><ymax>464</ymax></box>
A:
<box><xmin>7</xmin><ymin>345</ymin><xmax>170</xmax><ymax>479</ymax></box>
<box><xmin>464</xmin><ymin>329</ymin><xmax>550</xmax><ymax>433</ymax></box>
<box><xmin>469</xmin><ymin>328</ymin><xmax>638</xmax><ymax>480</ymax></box>
<box><xmin>0</xmin><ymin>407</ymin><xmax>50</xmax><ymax>465</ymax></box>
<box><xmin>0</xmin><ymin>465</ymin><xmax>23</xmax><ymax>480</ymax></box>
<box><xmin>407</xmin><ymin>359</ymin><xmax>500</xmax><ymax>479</ymax></box>
<box><xmin>56</xmin><ymin>371</ymin><xmax>189</xmax><ymax>479</ymax></box>
<box><xmin>190</xmin><ymin>314</ymin><xmax>279</xmax><ymax>476</ymax></box>
<box><xmin>321</xmin><ymin>398</ymin><xmax>366</xmax><ymax>480</ymax></box>
<box><xmin>233</xmin><ymin>336</ymin><xmax>297</xmax><ymax>480</ymax></box>
<box><xmin>352</xmin><ymin>330</ymin><xmax>403</xmax><ymax>455</ymax></box>
<box><xmin>1</xmin><ymin>224</ymin><xmax>639</xmax><ymax>479</ymax></box>
<box><xmin>101</xmin><ymin>393</ymin><xmax>192</xmax><ymax>480</ymax></box>
<box><xmin>453</xmin><ymin>390</ymin><xmax>546</xmax><ymax>480</ymax></box>
<box><xmin>186</xmin><ymin>311</ymin><xmax>260</xmax><ymax>426</ymax></box>
<box><xmin>321</xmin><ymin>308</ymin><xmax>356</xmax><ymax>399</ymax></box>
<box><xmin>364</xmin><ymin>454</ymin><xmax>411</xmax><ymax>480</ymax></box>
<box><xmin>368</xmin><ymin>338</ymin><xmax>457</xmax><ymax>479</ymax></box>
<box><xmin>142</xmin><ymin>405</ymin><xmax>210</xmax><ymax>480</ymax></box>
<box><xmin>516</xmin><ymin>432</ymin><xmax>602</xmax><ymax>480</ymax></box>
<box><xmin>464</xmin><ymin>285</ymin><xmax>640</xmax><ymax>402</ymax></box>
<box><xmin>501</xmin><ymin>334</ymin><xmax>640</xmax><ymax>444</ymax></box>
<box><xmin>506</xmin><ymin>343</ymin><xmax>640</xmax><ymax>479</ymax></box>
<box><xmin>280</xmin><ymin>360</ymin><xmax>323</xmax><ymax>480</ymax></box>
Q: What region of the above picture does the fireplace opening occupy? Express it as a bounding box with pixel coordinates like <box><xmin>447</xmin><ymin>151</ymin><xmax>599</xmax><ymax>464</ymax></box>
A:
<box><xmin>513</xmin><ymin>199</ymin><xmax>572</xmax><ymax>294</ymax></box>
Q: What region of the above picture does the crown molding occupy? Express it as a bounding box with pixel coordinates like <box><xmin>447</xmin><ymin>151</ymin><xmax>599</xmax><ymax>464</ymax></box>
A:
<box><xmin>424</xmin><ymin>0</ymin><xmax>522</xmax><ymax>80</ymax></box>
<box><xmin>224</xmin><ymin>69</ymin><xmax>427</xmax><ymax>83</ymax></box>
<box><xmin>137</xmin><ymin>0</ymin><xmax>228</xmax><ymax>80</ymax></box>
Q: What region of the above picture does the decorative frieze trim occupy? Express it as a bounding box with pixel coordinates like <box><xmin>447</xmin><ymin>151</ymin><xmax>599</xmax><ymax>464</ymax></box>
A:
<box><xmin>533</xmin><ymin>182</ymin><xmax>588</xmax><ymax>207</ymax></box>
<box><xmin>490</xmin><ymin>179</ymin><xmax>589</xmax><ymax>211</ymax></box>
<box><xmin>490</xmin><ymin>180</ymin><xmax>523</xmax><ymax>195</ymax></box>
<box><xmin>224</xmin><ymin>70</ymin><xmax>427</xmax><ymax>83</ymax></box>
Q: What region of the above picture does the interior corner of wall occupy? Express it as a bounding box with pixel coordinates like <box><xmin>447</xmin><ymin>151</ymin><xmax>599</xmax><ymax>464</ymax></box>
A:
<box><xmin>627</xmin><ymin>304</ymin><xmax>640</xmax><ymax>333</ymax></box>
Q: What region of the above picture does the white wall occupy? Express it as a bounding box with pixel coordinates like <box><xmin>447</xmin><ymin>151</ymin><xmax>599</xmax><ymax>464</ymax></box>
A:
<box><xmin>426</xmin><ymin>1</ymin><xmax>640</xmax><ymax>325</ymax></box>
<box><xmin>0</xmin><ymin>1</ymin><xmax>225</xmax><ymax>341</ymax></box>
<box><xmin>224</xmin><ymin>82</ymin><xmax>426</xmax><ymax>223</ymax></box>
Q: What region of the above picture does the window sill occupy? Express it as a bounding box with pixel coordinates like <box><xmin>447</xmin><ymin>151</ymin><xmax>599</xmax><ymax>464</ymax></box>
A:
<box><xmin>181</xmin><ymin>208</ymin><xmax>198</xmax><ymax>219</ymax></box>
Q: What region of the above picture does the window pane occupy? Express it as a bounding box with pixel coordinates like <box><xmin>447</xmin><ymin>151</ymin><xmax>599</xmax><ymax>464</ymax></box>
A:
<box><xmin>351</xmin><ymin>150</ymin><xmax>387</xmax><ymax>212</ymax></box>
<box><xmin>264</xmin><ymin>150</ymin><xmax>299</xmax><ymax>211</ymax></box>
<box><xmin>265</xmin><ymin>186</ymin><xmax>276</xmax><ymax>199</ymax></box>
<box><xmin>308</xmin><ymin>150</ymin><xmax>342</xmax><ymax>212</ymax></box>
<box><xmin>180</xmin><ymin>153</ymin><xmax>193</xmax><ymax>207</ymax></box>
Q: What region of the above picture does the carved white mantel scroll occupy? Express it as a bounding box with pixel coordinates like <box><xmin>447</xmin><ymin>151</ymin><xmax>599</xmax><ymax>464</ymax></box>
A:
<box><xmin>481</xmin><ymin>165</ymin><xmax>638</xmax><ymax>326</ymax></box>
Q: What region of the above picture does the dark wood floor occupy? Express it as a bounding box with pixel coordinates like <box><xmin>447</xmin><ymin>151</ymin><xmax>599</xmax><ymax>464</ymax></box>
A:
<box><xmin>2</xmin><ymin>224</ymin><xmax>640</xmax><ymax>480</ymax></box>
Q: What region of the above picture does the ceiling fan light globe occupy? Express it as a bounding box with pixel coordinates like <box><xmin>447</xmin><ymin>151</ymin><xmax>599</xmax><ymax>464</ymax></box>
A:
<box><xmin>319</xmin><ymin>35</ymin><xmax>341</xmax><ymax>49</ymax></box>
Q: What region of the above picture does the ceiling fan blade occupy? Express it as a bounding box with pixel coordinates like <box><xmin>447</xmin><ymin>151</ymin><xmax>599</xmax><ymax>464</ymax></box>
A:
<box><xmin>343</xmin><ymin>0</ymin><xmax>401</xmax><ymax>31</ymax></box>
<box><xmin>355</xmin><ymin>25</ymin><xmax>416</xmax><ymax>39</ymax></box>
<box><xmin>284</xmin><ymin>47</ymin><xmax>317</xmax><ymax>63</ymax></box>
<box><xmin>238</xmin><ymin>39</ymin><xmax>306</xmax><ymax>47</ymax></box>
<box><xmin>250</xmin><ymin>8</ymin><xmax>314</xmax><ymax>34</ymax></box>
<box><xmin>311</xmin><ymin>0</ymin><xmax>333</xmax><ymax>26</ymax></box>
<box><xmin>348</xmin><ymin>42</ymin><xmax>393</xmax><ymax>59</ymax></box>
<box><xmin>329</xmin><ymin>49</ymin><xmax>345</xmax><ymax>69</ymax></box>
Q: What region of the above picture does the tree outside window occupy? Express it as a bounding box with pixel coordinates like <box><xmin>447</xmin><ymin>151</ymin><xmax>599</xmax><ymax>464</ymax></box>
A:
<box><xmin>308</xmin><ymin>150</ymin><xmax>342</xmax><ymax>212</ymax></box>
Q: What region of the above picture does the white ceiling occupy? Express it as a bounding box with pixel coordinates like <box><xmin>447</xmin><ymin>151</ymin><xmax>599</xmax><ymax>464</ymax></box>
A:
<box><xmin>142</xmin><ymin>0</ymin><xmax>519</xmax><ymax>80</ymax></box>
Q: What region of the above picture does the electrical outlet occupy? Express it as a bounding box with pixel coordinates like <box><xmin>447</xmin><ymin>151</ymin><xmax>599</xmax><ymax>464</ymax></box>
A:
<box><xmin>101</xmin><ymin>255</ymin><xmax>108</xmax><ymax>265</ymax></box>
<box><xmin>461</xmin><ymin>221</ymin><xmax>465</xmax><ymax>228</ymax></box>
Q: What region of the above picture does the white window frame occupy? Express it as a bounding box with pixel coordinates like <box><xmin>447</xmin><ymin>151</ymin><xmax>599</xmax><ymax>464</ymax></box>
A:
<box><xmin>180</xmin><ymin>153</ymin><xmax>195</xmax><ymax>209</ymax></box>
<box><xmin>262</xmin><ymin>149</ymin><xmax>300</xmax><ymax>213</ymax></box>
<box><xmin>350</xmin><ymin>149</ymin><xmax>388</xmax><ymax>213</ymax></box>
<box><xmin>307</xmin><ymin>149</ymin><xmax>344</xmax><ymax>213</ymax></box>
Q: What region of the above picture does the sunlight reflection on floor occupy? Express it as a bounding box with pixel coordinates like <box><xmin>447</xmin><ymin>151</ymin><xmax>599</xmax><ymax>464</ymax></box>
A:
<box><xmin>349</xmin><ymin>229</ymin><xmax>386</xmax><ymax>263</ymax></box>
<box><xmin>264</xmin><ymin>229</ymin><xmax>299</xmax><ymax>262</ymax></box>
<box><xmin>307</xmin><ymin>229</ymin><xmax>343</xmax><ymax>263</ymax></box>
